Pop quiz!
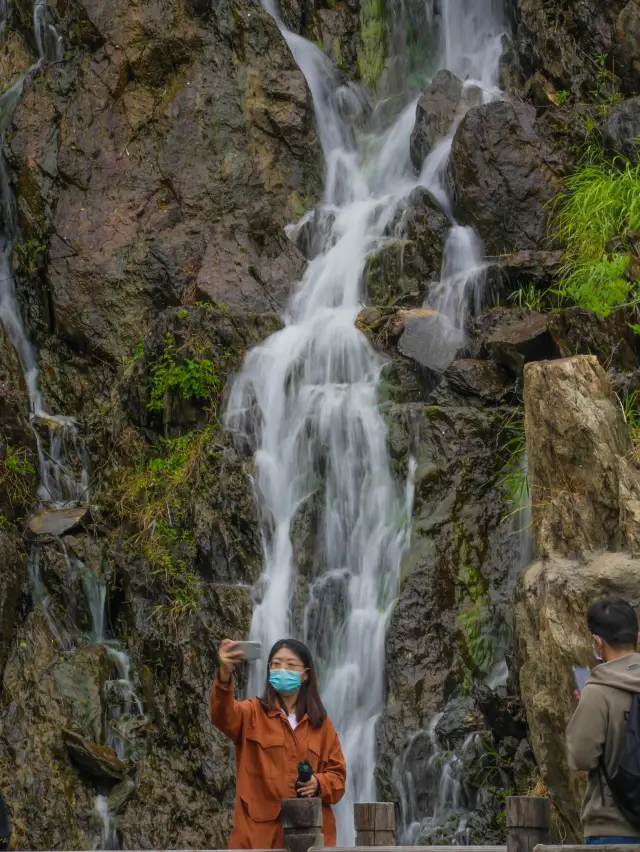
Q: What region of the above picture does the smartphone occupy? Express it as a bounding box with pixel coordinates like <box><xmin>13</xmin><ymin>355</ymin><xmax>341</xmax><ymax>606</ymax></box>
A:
<box><xmin>573</xmin><ymin>665</ymin><xmax>590</xmax><ymax>693</ymax></box>
<box><xmin>234</xmin><ymin>641</ymin><xmax>262</xmax><ymax>662</ymax></box>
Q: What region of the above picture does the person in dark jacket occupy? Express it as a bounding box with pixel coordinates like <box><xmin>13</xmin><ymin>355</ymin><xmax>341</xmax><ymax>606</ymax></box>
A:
<box><xmin>566</xmin><ymin>595</ymin><xmax>640</xmax><ymax>844</ymax></box>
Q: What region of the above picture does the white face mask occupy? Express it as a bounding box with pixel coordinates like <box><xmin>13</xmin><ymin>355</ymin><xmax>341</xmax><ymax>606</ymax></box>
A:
<box><xmin>593</xmin><ymin>639</ymin><xmax>604</xmax><ymax>662</ymax></box>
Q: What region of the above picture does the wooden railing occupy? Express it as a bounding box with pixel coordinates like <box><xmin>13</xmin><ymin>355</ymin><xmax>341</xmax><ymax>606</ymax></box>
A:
<box><xmin>281</xmin><ymin>796</ymin><xmax>626</xmax><ymax>852</ymax></box>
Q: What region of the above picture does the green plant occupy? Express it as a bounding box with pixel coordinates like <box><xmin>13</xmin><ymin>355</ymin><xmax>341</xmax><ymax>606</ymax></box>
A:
<box><xmin>496</xmin><ymin>413</ymin><xmax>529</xmax><ymax>515</ymax></box>
<box><xmin>115</xmin><ymin>430</ymin><xmax>209</xmax><ymax>619</ymax></box>
<box><xmin>358</xmin><ymin>0</ymin><xmax>386</xmax><ymax>87</ymax></box>
<box><xmin>13</xmin><ymin>237</ymin><xmax>48</xmax><ymax>275</ymax></box>
<box><xmin>456</xmin><ymin>563</ymin><xmax>495</xmax><ymax>679</ymax></box>
<box><xmin>148</xmin><ymin>333</ymin><xmax>220</xmax><ymax>412</ymax></box>
<box><xmin>555</xmin><ymin>89</ymin><xmax>571</xmax><ymax>106</ymax></box>
<box><xmin>590</xmin><ymin>53</ymin><xmax>623</xmax><ymax>107</ymax></box>
<box><xmin>551</xmin><ymin>157</ymin><xmax>640</xmax><ymax>316</ymax></box>
<box><xmin>0</xmin><ymin>440</ymin><xmax>36</xmax><ymax>505</ymax></box>
<box><xmin>620</xmin><ymin>390</ymin><xmax>640</xmax><ymax>460</ymax></box>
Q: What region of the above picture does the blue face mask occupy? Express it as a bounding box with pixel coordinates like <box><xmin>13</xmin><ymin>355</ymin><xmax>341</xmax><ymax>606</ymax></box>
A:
<box><xmin>269</xmin><ymin>669</ymin><xmax>303</xmax><ymax>696</ymax></box>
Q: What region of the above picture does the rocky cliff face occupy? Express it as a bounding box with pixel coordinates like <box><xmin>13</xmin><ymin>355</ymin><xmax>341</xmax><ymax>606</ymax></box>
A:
<box><xmin>516</xmin><ymin>356</ymin><xmax>640</xmax><ymax>839</ymax></box>
<box><xmin>0</xmin><ymin>0</ymin><xmax>639</xmax><ymax>848</ymax></box>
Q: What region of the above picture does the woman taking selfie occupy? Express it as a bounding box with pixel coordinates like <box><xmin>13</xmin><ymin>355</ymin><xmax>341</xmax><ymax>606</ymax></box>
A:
<box><xmin>209</xmin><ymin>638</ymin><xmax>346</xmax><ymax>850</ymax></box>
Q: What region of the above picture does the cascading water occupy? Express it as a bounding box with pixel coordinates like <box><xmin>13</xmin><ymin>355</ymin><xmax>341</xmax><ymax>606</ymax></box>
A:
<box><xmin>226</xmin><ymin>0</ymin><xmax>506</xmax><ymax>844</ymax></box>
<box><xmin>0</xmin><ymin>7</ymin><xmax>141</xmax><ymax>849</ymax></box>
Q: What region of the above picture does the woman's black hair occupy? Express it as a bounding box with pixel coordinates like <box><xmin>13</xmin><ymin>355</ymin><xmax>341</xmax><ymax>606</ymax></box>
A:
<box><xmin>260</xmin><ymin>638</ymin><xmax>328</xmax><ymax>729</ymax></box>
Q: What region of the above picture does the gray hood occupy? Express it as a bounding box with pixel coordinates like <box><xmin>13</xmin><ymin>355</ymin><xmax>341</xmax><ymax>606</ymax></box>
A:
<box><xmin>587</xmin><ymin>652</ymin><xmax>640</xmax><ymax>692</ymax></box>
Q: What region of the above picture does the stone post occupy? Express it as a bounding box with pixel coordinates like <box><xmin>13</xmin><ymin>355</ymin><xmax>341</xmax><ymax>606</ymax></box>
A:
<box><xmin>354</xmin><ymin>802</ymin><xmax>396</xmax><ymax>847</ymax></box>
<box><xmin>281</xmin><ymin>798</ymin><xmax>323</xmax><ymax>852</ymax></box>
<box><xmin>506</xmin><ymin>796</ymin><xmax>550</xmax><ymax>852</ymax></box>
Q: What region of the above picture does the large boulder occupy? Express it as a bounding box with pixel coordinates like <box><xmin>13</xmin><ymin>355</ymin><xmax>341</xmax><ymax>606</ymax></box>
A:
<box><xmin>409</xmin><ymin>70</ymin><xmax>464</xmax><ymax>170</ymax></box>
<box><xmin>450</xmin><ymin>100</ymin><xmax>565</xmax><ymax>255</ymax></box>
<box><xmin>516</xmin><ymin>355</ymin><xmax>640</xmax><ymax>838</ymax></box>
<box><xmin>525</xmin><ymin>356</ymin><xmax>640</xmax><ymax>558</ymax></box>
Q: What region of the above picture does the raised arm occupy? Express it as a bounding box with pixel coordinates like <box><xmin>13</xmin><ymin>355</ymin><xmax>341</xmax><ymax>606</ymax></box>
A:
<box><xmin>315</xmin><ymin>719</ymin><xmax>347</xmax><ymax>805</ymax></box>
<box><xmin>208</xmin><ymin>639</ymin><xmax>249</xmax><ymax>744</ymax></box>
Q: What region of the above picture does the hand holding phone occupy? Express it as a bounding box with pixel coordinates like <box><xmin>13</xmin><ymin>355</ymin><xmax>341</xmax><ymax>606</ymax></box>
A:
<box><xmin>218</xmin><ymin>639</ymin><xmax>262</xmax><ymax>684</ymax></box>
<box><xmin>573</xmin><ymin>665</ymin><xmax>590</xmax><ymax>698</ymax></box>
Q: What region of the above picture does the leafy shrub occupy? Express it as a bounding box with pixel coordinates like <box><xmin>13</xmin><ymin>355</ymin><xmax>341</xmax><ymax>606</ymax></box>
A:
<box><xmin>148</xmin><ymin>333</ymin><xmax>219</xmax><ymax>412</ymax></box>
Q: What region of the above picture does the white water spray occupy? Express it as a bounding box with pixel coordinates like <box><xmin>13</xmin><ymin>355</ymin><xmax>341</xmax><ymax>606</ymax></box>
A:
<box><xmin>228</xmin><ymin>0</ymin><xmax>506</xmax><ymax>843</ymax></box>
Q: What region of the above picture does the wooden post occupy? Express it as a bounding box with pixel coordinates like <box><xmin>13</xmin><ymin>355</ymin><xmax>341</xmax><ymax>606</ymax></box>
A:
<box><xmin>281</xmin><ymin>798</ymin><xmax>324</xmax><ymax>852</ymax></box>
<box><xmin>354</xmin><ymin>803</ymin><xmax>396</xmax><ymax>847</ymax></box>
<box><xmin>506</xmin><ymin>796</ymin><xmax>550</xmax><ymax>852</ymax></box>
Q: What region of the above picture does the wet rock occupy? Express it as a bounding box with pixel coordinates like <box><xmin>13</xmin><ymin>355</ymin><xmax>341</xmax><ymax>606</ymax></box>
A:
<box><xmin>377</xmin><ymin>399</ymin><xmax>521</xmax><ymax>802</ymax></box>
<box><xmin>474</xmin><ymin>685</ymin><xmax>528</xmax><ymax>742</ymax></box>
<box><xmin>290</xmin><ymin>208</ymin><xmax>336</xmax><ymax>261</ymax></box>
<box><xmin>513</xmin><ymin>0</ymin><xmax>635</xmax><ymax>94</ymax></box>
<box><xmin>63</xmin><ymin>730</ymin><xmax>129</xmax><ymax>783</ymax></box>
<box><xmin>397</xmin><ymin>309</ymin><xmax>464</xmax><ymax>374</ymax></box>
<box><xmin>0</xmin><ymin>531</ymin><xmax>26</xmax><ymax>681</ymax></box>
<box><xmin>601</xmin><ymin>96</ymin><xmax>640</xmax><ymax>162</ymax></box>
<box><xmin>0</xmin><ymin>630</ymin><xmax>110</xmax><ymax>849</ymax></box>
<box><xmin>547</xmin><ymin>307</ymin><xmax>638</xmax><ymax>372</ymax></box>
<box><xmin>120</xmin><ymin>305</ymin><xmax>282</xmax><ymax>437</ymax></box>
<box><xmin>484</xmin><ymin>313</ymin><xmax>559</xmax><ymax>378</ymax></box>
<box><xmin>443</xmin><ymin>359</ymin><xmax>511</xmax><ymax>403</ymax></box>
<box><xmin>28</xmin><ymin>506</ymin><xmax>93</xmax><ymax>537</ymax></box>
<box><xmin>365</xmin><ymin>187</ymin><xmax>450</xmax><ymax>308</ymax></box>
<box><xmin>524</xmin><ymin>355</ymin><xmax>640</xmax><ymax>557</ymax></box>
<box><xmin>499</xmin><ymin>249</ymin><xmax>564</xmax><ymax>285</ymax></box>
<box><xmin>0</xmin><ymin>323</ymin><xmax>31</xmax><ymax>446</ymax></box>
<box><xmin>617</xmin><ymin>1</ymin><xmax>640</xmax><ymax>87</ymax></box>
<box><xmin>410</xmin><ymin>70</ymin><xmax>464</xmax><ymax>170</ymax></box>
<box><xmin>450</xmin><ymin>100</ymin><xmax>565</xmax><ymax>255</ymax></box>
<box><xmin>108</xmin><ymin>778</ymin><xmax>136</xmax><ymax>815</ymax></box>
<box><xmin>434</xmin><ymin>696</ymin><xmax>485</xmax><ymax>749</ymax></box>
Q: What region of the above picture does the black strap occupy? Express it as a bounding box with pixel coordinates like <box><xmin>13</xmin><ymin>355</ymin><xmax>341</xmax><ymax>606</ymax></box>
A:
<box><xmin>599</xmin><ymin>757</ymin><xmax>640</xmax><ymax>830</ymax></box>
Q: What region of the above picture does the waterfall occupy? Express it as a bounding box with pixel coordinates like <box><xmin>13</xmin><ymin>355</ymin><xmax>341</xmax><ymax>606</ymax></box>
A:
<box><xmin>0</xmin><ymin>8</ymin><xmax>140</xmax><ymax>848</ymax></box>
<box><xmin>226</xmin><ymin>0</ymin><xmax>506</xmax><ymax>844</ymax></box>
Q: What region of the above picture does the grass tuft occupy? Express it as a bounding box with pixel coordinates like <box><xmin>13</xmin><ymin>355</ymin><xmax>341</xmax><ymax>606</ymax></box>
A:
<box><xmin>551</xmin><ymin>157</ymin><xmax>640</xmax><ymax>316</ymax></box>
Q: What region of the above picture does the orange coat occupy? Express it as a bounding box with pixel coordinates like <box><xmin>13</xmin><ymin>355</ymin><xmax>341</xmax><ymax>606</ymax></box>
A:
<box><xmin>209</xmin><ymin>677</ymin><xmax>347</xmax><ymax>850</ymax></box>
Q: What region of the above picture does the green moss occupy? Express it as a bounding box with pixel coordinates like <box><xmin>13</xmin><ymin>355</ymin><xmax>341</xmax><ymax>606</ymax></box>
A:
<box><xmin>358</xmin><ymin>0</ymin><xmax>386</xmax><ymax>88</ymax></box>
<box><xmin>114</xmin><ymin>429</ymin><xmax>211</xmax><ymax>620</ymax></box>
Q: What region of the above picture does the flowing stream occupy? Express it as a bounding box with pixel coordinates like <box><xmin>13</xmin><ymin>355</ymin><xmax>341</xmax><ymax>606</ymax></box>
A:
<box><xmin>227</xmin><ymin>0</ymin><xmax>506</xmax><ymax>844</ymax></box>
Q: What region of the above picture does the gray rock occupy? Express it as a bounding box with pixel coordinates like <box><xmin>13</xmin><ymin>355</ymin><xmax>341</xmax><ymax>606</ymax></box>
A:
<box><xmin>28</xmin><ymin>506</ymin><xmax>93</xmax><ymax>537</ymax></box>
<box><xmin>410</xmin><ymin>70</ymin><xmax>464</xmax><ymax>170</ymax></box>
<box><xmin>513</xmin><ymin>0</ymin><xmax>635</xmax><ymax>94</ymax></box>
<box><xmin>524</xmin><ymin>355</ymin><xmax>640</xmax><ymax>557</ymax></box>
<box><xmin>63</xmin><ymin>730</ymin><xmax>129</xmax><ymax>782</ymax></box>
<box><xmin>485</xmin><ymin>312</ymin><xmax>559</xmax><ymax>378</ymax></box>
<box><xmin>450</xmin><ymin>100</ymin><xmax>566</xmax><ymax>255</ymax></box>
<box><xmin>443</xmin><ymin>359</ymin><xmax>511</xmax><ymax>402</ymax></box>
<box><xmin>434</xmin><ymin>696</ymin><xmax>485</xmax><ymax>749</ymax></box>
<box><xmin>601</xmin><ymin>96</ymin><xmax>640</xmax><ymax>161</ymax></box>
